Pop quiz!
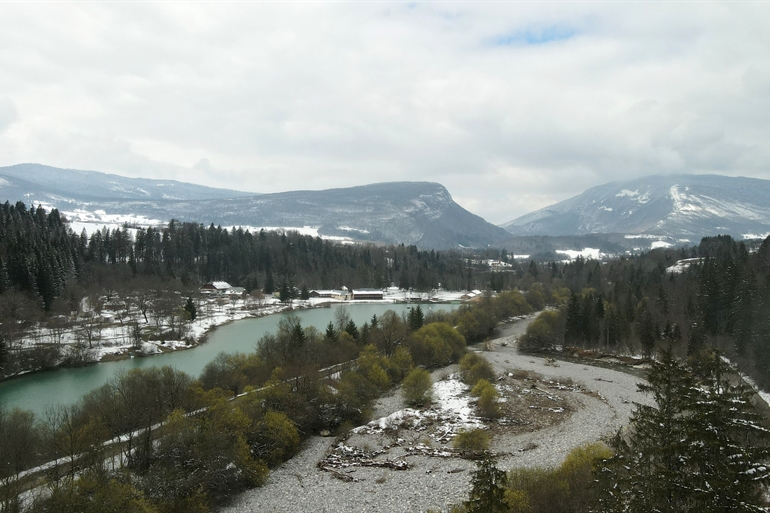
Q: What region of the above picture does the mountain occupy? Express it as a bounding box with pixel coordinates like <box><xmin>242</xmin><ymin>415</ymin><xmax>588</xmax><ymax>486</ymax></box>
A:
<box><xmin>0</xmin><ymin>164</ymin><xmax>509</xmax><ymax>249</ymax></box>
<box><xmin>171</xmin><ymin>182</ymin><xmax>510</xmax><ymax>249</ymax></box>
<box><xmin>501</xmin><ymin>174</ymin><xmax>770</xmax><ymax>242</ymax></box>
<box><xmin>0</xmin><ymin>163</ymin><xmax>249</xmax><ymax>202</ymax></box>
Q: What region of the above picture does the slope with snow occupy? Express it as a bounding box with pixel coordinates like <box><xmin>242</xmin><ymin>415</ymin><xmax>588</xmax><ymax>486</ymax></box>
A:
<box><xmin>0</xmin><ymin>164</ymin><xmax>510</xmax><ymax>249</ymax></box>
<box><xmin>501</xmin><ymin>174</ymin><xmax>770</xmax><ymax>243</ymax></box>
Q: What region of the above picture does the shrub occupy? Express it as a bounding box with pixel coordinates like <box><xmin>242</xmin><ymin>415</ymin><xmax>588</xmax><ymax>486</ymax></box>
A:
<box><xmin>402</xmin><ymin>368</ymin><xmax>433</xmax><ymax>406</ymax></box>
<box><xmin>504</xmin><ymin>443</ymin><xmax>612</xmax><ymax>513</ymax></box>
<box><xmin>518</xmin><ymin>310</ymin><xmax>564</xmax><ymax>351</ymax></box>
<box><xmin>459</xmin><ymin>353</ymin><xmax>495</xmax><ymax>386</ymax></box>
<box><xmin>474</xmin><ymin>381</ymin><xmax>501</xmax><ymax>418</ymax></box>
<box><xmin>248</xmin><ymin>410</ymin><xmax>300</xmax><ymax>467</ymax></box>
<box><xmin>470</xmin><ymin>378</ymin><xmax>493</xmax><ymax>397</ymax></box>
<box><xmin>407</xmin><ymin>322</ymin><xmax>466</xmax><ymax>367</ymax></box>
<box><xmin>388</xmin><ymin>346</ymin><xmax>414</xmax><ymax>382</ymax></box>
<box><xmin>453</xmin><ymin>428</ymin><xmax>490</xmax><ymax>452</ymax></box>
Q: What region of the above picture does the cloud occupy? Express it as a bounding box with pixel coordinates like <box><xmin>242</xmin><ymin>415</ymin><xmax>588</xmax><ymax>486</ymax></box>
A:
<box><xmin>0</xmin><ymin>98</ymin><xmax>17</xmax><ymax>133</ymax></box>
<box><xmin>0</xmin><ymin>3</ymin><xmax>769</xmax><ymax>224</ymax></box>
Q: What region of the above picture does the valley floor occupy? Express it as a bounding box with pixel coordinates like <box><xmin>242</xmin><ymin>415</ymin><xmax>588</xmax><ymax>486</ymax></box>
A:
<box><xmin>218</xmin><ymin>315</ymin><xmax>652</xmax><ymax>513</ymax></box>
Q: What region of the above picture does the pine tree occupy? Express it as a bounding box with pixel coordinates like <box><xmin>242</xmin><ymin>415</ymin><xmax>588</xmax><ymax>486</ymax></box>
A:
<box><xmin>407</xmin><ymin>305</ymin><xmax>424</xmax><ymax>332</ymax></box>
<box><xmin>596</xmin><ymin>349</ymin><xmax>770</xmax><ymax>513</ymax></box>
<box><xmin>324</xmin><ymin>322</ymin><xmax>337</xmax><ymax>343</ymax></box>
<box><xmin>464</xmin><ymin>455</ymin><xmax>508</xmax><ymax>513</ymax></box>
<box><xmin>184</xmin><ymin>297</ymin><xmax>197</xmax><ymax>321</ymax></box>
<box><xmin>686</xmin><ymin>352</ymin><xmax>770</xmax><ymax>512</ymax></box>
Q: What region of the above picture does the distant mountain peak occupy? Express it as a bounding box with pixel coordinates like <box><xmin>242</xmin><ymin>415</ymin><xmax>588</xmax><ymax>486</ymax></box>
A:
<box><xmin>502</xmin><ymin>174</ymin><xmax>770</xmax><ymax>241</ymax></box>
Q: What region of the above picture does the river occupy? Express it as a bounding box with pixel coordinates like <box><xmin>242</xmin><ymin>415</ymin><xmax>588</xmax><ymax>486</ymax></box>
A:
<box><xmin>0</xmin><ymin>303</ymin><xmax>456</xmax><ymax>416</ymax></box>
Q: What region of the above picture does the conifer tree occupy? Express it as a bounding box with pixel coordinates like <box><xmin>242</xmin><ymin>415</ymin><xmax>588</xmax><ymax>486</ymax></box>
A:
<box><xmin>686</xmin><ymin>352</ymin><xmax>770</xmax><ymax>512</ymax></box>
<box><xmin>596</xmin><ymin>348</ymin><xmax>770</xmax><ymax>513</ymax></box>
<box><xmin>464</xmin><ymin>454</ymin><xmax>508</xmax><ymax>513</ymax></box>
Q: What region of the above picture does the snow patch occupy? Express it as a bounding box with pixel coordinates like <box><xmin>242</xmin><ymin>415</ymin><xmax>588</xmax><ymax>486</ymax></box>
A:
<box><xmin>337</xmin><ymin>226</ymin><xmax>370</xmax><ymax>235</ymax></box>
<box><xmin>666</xmin><ymin>258</ymin><xmax>703</xmax><ymax>274</ymax></box>
<box><xmin>742</xmin><ymin>232</ymin><xmax>770</xmax><ymax>240</ymax></box>
<box><xmin>556</xmin><ymin>248</ymin><xmax>602</xmax><ymax>260</ymax></box>
<box><xmin>651</xmin><ymin>241</ymin><xmax>672</xmax><ymax>249</ymax></box>
<box><xmin>616</xmin><ymin>189</ymin><xmax>650</xmax><ymax>204</ymax></box>
<box><xmin>353</xmin><ymin>374</ymin><xmax>484</xmax><ymax>437</ymax></box>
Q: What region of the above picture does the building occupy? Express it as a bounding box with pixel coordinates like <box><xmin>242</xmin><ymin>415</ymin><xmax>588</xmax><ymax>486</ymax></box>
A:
<box><xmin>201</xmin><ymin>281</ymin><xmax>232</xmax><ymax>294</ymax></box>
<box><xmin>352</xmin><ymin>288</ymin><xmax>384</xmax><ymax>300</ymax></box>
<box><xmin>309</xmin><ymin>289</ymin><xmax>351</xmax><ymax>300</ymax></box>
<box><xmin>460</xmin><ymin>289</ymin><xmax>483</xmax><ymax>301</ymax></box>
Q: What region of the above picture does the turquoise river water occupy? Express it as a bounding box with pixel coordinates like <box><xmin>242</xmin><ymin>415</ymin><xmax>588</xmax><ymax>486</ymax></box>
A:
<box><xmin>0</xmin><ymin>303</ymin><xmax>456</xmax><ymax>416</ymax></box>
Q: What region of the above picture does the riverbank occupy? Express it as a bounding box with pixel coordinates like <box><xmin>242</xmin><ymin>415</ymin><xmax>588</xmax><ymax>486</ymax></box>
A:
<box><xmin>3</xmin><ymin>295</ymin><xmax>453</xmax><ymax>383</ymax></box>
<box><xmin>0</xmin><ymin>302</ymin><xmax>461</xmax><ymax>416</ymax></box>
<box><xmin>219</xmin><ymin>314</ymin><xmax>652</xmax><ymax>513</ymax></box>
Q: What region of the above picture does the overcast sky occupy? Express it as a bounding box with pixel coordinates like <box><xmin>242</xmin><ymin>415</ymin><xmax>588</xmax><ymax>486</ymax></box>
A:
<box><xmin>1</xmin><ymin>2</ymin><xmax>769</xmax><ymax>224</ymax></box>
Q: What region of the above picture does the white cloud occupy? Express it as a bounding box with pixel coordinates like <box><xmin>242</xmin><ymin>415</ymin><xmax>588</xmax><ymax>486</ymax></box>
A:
<box><xmin>0</xmin><ymin>3</ymin><xmax>769</xmax><ymax>224</ymax></box>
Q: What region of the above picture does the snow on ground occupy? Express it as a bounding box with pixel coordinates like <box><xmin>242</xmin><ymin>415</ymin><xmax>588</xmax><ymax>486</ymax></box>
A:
<box><xmin>556</xmin><ymin>248</ymin><xmax>603</xmax><ymax>260</ymax></box>
<box><xmin>15</xmin><ymin>288</ymin><xmax>474</xmax><ymax>372</ymax></box>
<box><xmin>743</xmin><ymin>232</ymin><xmax>770</xmax><ymax>240</ymax></box>
<box><xmin>651</xmin><ymin>240</ymin><xmax>673</xmax><ymax>249</ymax></box>
<box><xmin>666</xmin><ymin>257</ymin><xmax>704</xmax><ymax>274</ymax></box>
<box><xmin>353</xmin><ymin>374</ymin><xmax>484</xmax><ymax>440</ymax></box>
<box><xmin>63</xmin><ymin>209</ymin><xmax>164</xmax><ymax>236</ymax></box>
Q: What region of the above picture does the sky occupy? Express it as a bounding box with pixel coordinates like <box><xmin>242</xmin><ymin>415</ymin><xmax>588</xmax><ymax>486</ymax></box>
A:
<box><xmin>1</xmin><ymin>2</ymin><xmax>770</xmax><ymax>225</ymax></box>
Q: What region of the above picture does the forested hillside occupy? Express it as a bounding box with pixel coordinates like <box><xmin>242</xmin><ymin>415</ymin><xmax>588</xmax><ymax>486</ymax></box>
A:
<box><xmin>0</xmin><ymin>200</ymin><xmax>506</xmax><ymax>310</ymax></box>
<box><xmin>0</xmin><ymin>200</ymin><xmax>523</xmax><ymax>377</ymax></box>
<box><xmin>521</xmin><ymin>233</ymin><xmax>770</xmax><ymax>387</ymax></box>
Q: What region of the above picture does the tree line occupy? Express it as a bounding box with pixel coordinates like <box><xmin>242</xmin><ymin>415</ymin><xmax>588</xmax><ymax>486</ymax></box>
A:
<box><xmin>0</xmin><ymin>200</ymin><xmax>525</xmax><ymax>312</ymax></box>
<box><xmin>519</xmin><ymin>234</ymin><xmax>770</xmax><ymax>388</ymax></box>
<box><xmin>0</xmin><ymin>290</ymin><xmax>538</xmax><ymax>512</ymax></box>
<box><xmin>0</xmin><ymin>201</ymin><xmax>543</xmax><ymax>375</ymax></box>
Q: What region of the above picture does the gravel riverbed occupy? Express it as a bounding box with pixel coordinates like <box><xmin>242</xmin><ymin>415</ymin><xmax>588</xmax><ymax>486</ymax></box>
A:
<box><xmin>219</xmin><ymin>314</ymin><xmax>652</xmax><ymax>513</ymax></box>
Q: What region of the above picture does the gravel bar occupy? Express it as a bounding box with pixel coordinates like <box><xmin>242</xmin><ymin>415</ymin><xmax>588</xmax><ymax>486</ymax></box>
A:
<box><xmin>219</xmin><ymin>314</ymin><xmax>652</xmax><ymax>513</ymax></box>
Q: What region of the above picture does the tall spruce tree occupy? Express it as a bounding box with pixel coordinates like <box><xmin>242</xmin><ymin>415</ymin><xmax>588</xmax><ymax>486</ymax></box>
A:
<box><xmin>686</xmin><ymin>352</ymin><xmax>770</xmax><ymax>512</ymax></box>
<box><xmin>596</xmin><ymin>348</ymin><xmax>770</xmax><ymax>513</ymax></box>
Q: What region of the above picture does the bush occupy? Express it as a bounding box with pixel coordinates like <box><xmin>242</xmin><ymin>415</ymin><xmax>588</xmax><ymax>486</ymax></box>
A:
<box><xmin>248</xmin><ymin>410</ymin><xmax>300</xmax><ymax>467</ymax></box>
<box><xmin>407</xmin><ymin>323</ymin><xmax>466</xmax><ymax>367</ymax></box>
<box><xmin>459</xmin><ymin>353</ymin><xmax>495</xmax><ymax>386</ymax></box>
<box><xmin>473</xmin><ymin>380</ymin><xmax>501</xmax><ymax>418</ymax></box>
<box><xmin>388</xmin><ymin>346</ymin><xmax>414</xmax><ymax>382</ymax></box>
<box><xmin>453</xmin><ymin>428</ymin><xmax>490</xmax><ymax>452</ymax></box>
<box><xmin>402</xmin><ymin>368</ymin><xmax>433</xmax><ymax>406</ymax></box>
<box><xmin>518</xmin><ymin>310</ymin><xmax>564</xmax><ymax>351</ymax></box>
<box><xmin>504</xmin><ymin>442</ymin><xmax>612</xmax><ymax>513</ymax></box>
<box><xmin>470</xmin><ymin>378</ymin><xmax>493</xmax><ymax>397</ymax></box>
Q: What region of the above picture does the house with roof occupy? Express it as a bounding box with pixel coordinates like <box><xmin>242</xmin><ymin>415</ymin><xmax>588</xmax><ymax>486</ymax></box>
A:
<box><xmin>201</xmin><ymin>281</ymin><xmax>232</xmax><ymax>294</ymax></box>
<box><xmin>460</xmin><ymin>289</ymin><xmax>483</xmax><ymax>301</ymax></box>
<box><xmin>309</xmin><ymin>289</ymin><xmax>351</xmax><ymax>300</ymax></box>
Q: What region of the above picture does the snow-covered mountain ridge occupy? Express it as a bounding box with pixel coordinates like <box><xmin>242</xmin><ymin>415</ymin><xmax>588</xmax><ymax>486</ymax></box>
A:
<box><xmin>502</xmin><ymin>174</ymin><xmax>770</xmax><ymax>242</ymax></box>
<box><xmin>0</xmin><ymin>164</ymin><xmax>509</xmax><ymax>249</ymax></box>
